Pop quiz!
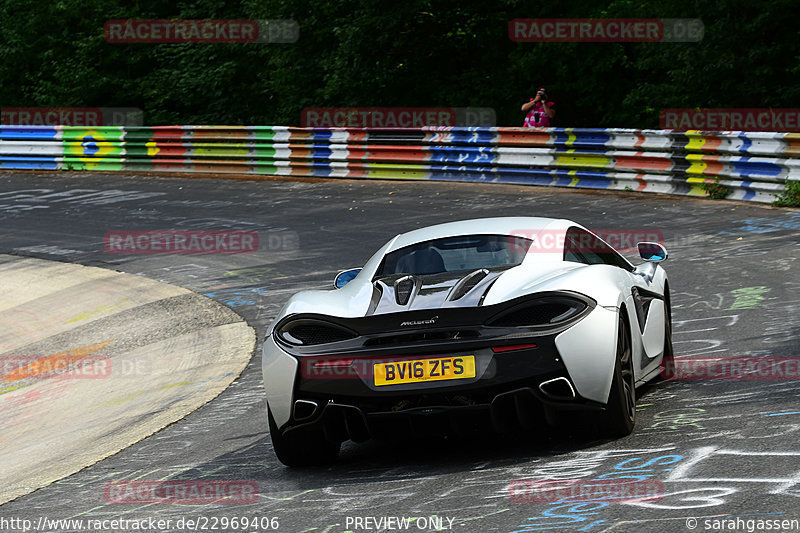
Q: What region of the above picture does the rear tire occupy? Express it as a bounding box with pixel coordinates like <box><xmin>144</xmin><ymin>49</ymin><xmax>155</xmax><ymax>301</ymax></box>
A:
<box><xmin>268</xmin><ymin>408</ymin><xmax>340</xmax><ymax>467</ymax></box>
<box><xmin>602</xmin><ymin>317</ymin><xmax>636</xmax><ymax>438</ymax></box>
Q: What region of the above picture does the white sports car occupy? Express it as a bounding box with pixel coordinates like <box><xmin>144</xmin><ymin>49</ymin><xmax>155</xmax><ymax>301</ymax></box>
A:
<box><xmin>262</xmin><ymin>217</ymin><xmax>672</xmax><ymax>466</ymax></box>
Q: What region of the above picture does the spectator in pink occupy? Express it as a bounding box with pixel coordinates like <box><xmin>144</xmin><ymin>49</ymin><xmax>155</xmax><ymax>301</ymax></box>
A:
<box><xmin>522</xmin><ymin>87</ymin><xmax>555</xmax><ymax>127</ymax></box>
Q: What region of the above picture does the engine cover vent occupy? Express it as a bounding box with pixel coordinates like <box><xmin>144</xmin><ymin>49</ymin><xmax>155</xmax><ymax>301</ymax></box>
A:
<box><xmin>394</xmin><ymin>275</ymin><xmax>416</xmax><ymax>306</ymax></box>
<box><xmin>449</xmin><ymin>268</ymin><xmax>489</xmax><ymax>301</ymax></box>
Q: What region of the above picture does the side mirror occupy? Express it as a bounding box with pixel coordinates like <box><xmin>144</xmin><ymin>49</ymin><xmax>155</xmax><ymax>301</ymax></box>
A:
<box><xmin>638</xmin><ymin>242</ymin><xmax>668</xmax><ymax>263</ymax></box>
<box><xmin>333</xmin><ymin>268</ymin><xmax>361</xmax><ymax>289</ymax></box>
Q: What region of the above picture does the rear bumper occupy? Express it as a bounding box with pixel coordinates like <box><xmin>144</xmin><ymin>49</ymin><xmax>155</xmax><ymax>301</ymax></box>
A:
<box><xmin>266</xmin><ymin>337</ymin><xmax>605</xmax><ymax>438</ymax></box>
<box><xmin>262</xmin><ymin>296</ymin><xmax>618</xmax><ymax>432</ymax></box>
<box><xmin>282</xmin><ymin>384</ymin><xmax>604</xmax><ymax>443</ymax></box>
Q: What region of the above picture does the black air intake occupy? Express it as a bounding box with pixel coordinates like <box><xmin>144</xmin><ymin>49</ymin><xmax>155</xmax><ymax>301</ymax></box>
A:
<box><xmin>487</xmin><ymin>296</ymin><xmax>588</xmax><ymax>327</ymax></box>
<box><xmin>276</xmin><ymin>319</ymin><xmax>358</xmax><ymax>346</ymax></box>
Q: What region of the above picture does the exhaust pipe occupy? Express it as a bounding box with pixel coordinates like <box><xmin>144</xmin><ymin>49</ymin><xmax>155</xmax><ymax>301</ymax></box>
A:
<box><xmin>538</xmin><ymin>377</ymin><xmax>576</xmax><ymax>401</ymax></box>
<box><xmin>293</xmin><ymin>399</ymin><xmax>319</xmax><ymax>421</ymax></box>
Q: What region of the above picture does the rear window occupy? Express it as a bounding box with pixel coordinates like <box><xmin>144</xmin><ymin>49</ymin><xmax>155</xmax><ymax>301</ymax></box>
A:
<box><xmin>377</xmin><ymin>234</ymin><xmax>532</xmax><ymax>276</ymax></box>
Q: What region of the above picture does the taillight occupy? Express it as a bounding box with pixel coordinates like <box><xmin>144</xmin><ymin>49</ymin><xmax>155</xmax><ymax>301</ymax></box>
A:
<box><xmin>491</xmin><ymin>343</ymin><xmax>538</xmax><ymax>353</ymax></box>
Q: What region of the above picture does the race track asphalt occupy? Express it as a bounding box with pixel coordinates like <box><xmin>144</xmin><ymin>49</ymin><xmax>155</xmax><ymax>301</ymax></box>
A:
<box><xmin>0</xmin><ymin>171</ymin><xmax>799</xmax><ymax>533</ymax></box>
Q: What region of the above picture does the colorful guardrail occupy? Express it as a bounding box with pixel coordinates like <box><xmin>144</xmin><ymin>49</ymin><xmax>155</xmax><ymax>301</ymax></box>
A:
<box><xmin>1</xmin><ymin>125</ymin><xmax>798</xmax><ymax>203</ymax></box>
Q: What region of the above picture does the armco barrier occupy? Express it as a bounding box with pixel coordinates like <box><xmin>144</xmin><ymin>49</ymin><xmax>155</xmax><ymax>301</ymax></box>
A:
<box><xmin>1</xmin><ymin>125</ymin><xmax>798</xmax><ymax>203</ymax></box>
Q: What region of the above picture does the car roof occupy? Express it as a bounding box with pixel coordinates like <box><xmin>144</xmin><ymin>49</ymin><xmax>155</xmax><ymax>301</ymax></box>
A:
<box><xmin>386</xmin><ymin>217</ymin><xmax>580</xmax><ymax>253</ymax></box>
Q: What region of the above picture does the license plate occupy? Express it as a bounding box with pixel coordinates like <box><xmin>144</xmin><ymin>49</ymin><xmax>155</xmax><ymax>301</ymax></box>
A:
<box><xmin>373</xmin><ymin>356</ymin><xmax>476</xmax><ymax>386</ymax></box>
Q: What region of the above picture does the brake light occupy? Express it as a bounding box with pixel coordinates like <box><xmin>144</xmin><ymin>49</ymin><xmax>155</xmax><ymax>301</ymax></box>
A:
<box><xmin>312</xmin><ymin>359</ymin><xmax>355</xmax><ymax>368</ymax></box>
<box><xmin>491</xmin><ymin>344</ymin><xmax>537</xmax><ymax>353</ymax></box>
